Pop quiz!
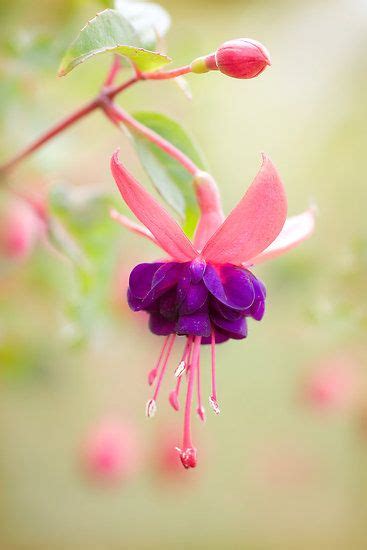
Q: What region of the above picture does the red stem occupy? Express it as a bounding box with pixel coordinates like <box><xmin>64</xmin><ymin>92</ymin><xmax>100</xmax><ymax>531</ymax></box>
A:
<box><xmin>0</xmin><ymin>98</ymin><xmax>99</xmax><ymax>174</ymax></box>
<box><xmin>0</xmin><ymin>61</ymin><xmax>192</xmax><ymax>176</ymax></box>
<box><xmin>141</xmin><ymin>65</ymin><xmax>191</xmax><ymax>80</ymax></box>
<box><xmin>103</xmin><ymin>101</ymin><xmax>199</xmax><ymax>176</ymax></box>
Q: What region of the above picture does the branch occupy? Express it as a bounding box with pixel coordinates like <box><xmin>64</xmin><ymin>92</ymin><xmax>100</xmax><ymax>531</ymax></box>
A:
<box><xmin>102</xmin><ymin>100</ymin><xmax>199</xmax><ymax>176</ymax></box>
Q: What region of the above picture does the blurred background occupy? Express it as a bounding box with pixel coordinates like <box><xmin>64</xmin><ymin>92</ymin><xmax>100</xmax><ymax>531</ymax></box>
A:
<box><xmin>0</xmin><ymin>0</ymin><xmax>367</xmax><ymax>548</ymax></box>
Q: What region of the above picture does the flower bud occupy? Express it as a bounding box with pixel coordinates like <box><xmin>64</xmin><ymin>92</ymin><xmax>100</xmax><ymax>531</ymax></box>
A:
<box><xmin>191</xmin><ymin>38</ymin><xmax>270</xmax><ymax>79</ymax></box>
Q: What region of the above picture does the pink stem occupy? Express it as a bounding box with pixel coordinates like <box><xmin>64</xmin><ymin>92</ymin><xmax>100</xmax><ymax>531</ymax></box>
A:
<box><xmin>196</xmin><ymin>354</ymin><xmax>205</xmax><ymax>422</ymax></box>
<box><xmin>211</xmin><ymin>330</ymin><xmax>218</xmax><ymax>402</ymax></box>
<box><xmin>169</xmin><ymin>336</ymin><xmax>193</xmax><ymax>411</ymax></box>
<box><xmin>0</xmin><ymin>60</ymin><xmax>195</xmax><ymax>176</ymax></box>
<box><xmin>147</xmin><ymin>334</ymin><xmax>170</xmax><ymax>386</ymax></box>
<box><xmin>103</xmin><ymin>56</ymin><xmax>122</xmax><ymax>88</ymax></box>
<box><xmin>141</xmin><ymin>65</ymin><xmax>191</xmax><ymax>80</ymax></box>
<box><xmin>102</xmin><ymin>101</ymin><xmax>199</xmax><ymax>176</ymax></box>
<box><xmin>0</xmin><ymin>98</ymin><xmax>100</xmax><ymax>174</ymax></box>
<box><xmin>182</xmin><ymin>336</ymin><xmax>201</xmax><ymax>450</ymax></box>
<box><xmin>152</xmin><ymin>334</ymin><xmax>176</xmax><ymax>401</ymax></box>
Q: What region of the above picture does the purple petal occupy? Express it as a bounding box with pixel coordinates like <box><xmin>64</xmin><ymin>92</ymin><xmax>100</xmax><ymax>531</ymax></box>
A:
<box><xmin>204</xmin><ymin>264</ymin><xmax>253</xmax><ymax>310</ymax></box>
<box><xmin>142</xmin><ymin>262</ymin><xmax>182</xmax><ymax>308</ymax></box>
<box><xmin>189</xmin><ymin>258</ymin><xmax>206</xmax><ymax>283</ymax></box>
<box><xmin>203</xmin><ymin>264</ymin><xmax>230</xmax><ymax>304</ymax></box>
<box><xmin>212</xmin><ymin>311</ymin><xmax>248</xmax><ymax>339</ymax></box>
<box><xmin>252</xmin><ymin>276</ymin><xmax>267</xmax><ymax>300</ymax></box>
<box><xmin>220</xmin><ymin>265</ymin><xmax>255</xmax><ymax>309</ymax></box>
<box><xmin>149</xmin><ymin>313</ymin><xmax>175</xmax><ymax>335</ymax></box>
<box><xmin>129</xmin><ymin>262</ymin><xmax>163</xmax><ymax>299</ymax></box>
<box><xmin>176</xmin><ymin>309</ymin><xmax>211</xmax><ymax>337</ymax></box>
<box><xmin>176</xmin><ymin>263</ymin><xmax>191</xmax><ymax>304</ymax></box>
<box><xmin>127</xmin><ymin>287</ymin><xmax>143</xmax><ymax>311</ymax></box>
<box><xmin>210</xmin><ymin>298</ymin><xmax>243</xmax><ymax>321</ymax></box>
<box><xmin>180</xmin><ymin>280</ymin><xmax>208</xmax><ymax>315</ymax></box>
<box><xmin>250</xmin><ymin>299</ymin><xmax>265</xmax><ymax>321</ymax></box>
<box><xmin>201</xmin><ymin>330</ymin><xmax>230</xmax><ymax>345</ymax></box>
<box><xmin>159</xmin><ymin>289</ymin><xmax>178</xmax><ymax>320</ymax></box>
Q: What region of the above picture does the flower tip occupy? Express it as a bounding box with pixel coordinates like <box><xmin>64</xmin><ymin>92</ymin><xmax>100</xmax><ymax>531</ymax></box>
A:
<box><xmin>177</xmin><ymin>447</ymin><xmax>197</xmax><ymax>469</ymax></box>
<box><xmin>111</xmin><ymin>149</ymin><xmax>121</xmax><ymax>168</ymax></box>
<box><xmin>169</xmin><ymin>390</ymin><xmax>180</xmax><ymax>411</ymax></box>
<box><xmin>197</xmin><ymin>406</ymin><xmax>206</xmax><ymax>422</ymax></box>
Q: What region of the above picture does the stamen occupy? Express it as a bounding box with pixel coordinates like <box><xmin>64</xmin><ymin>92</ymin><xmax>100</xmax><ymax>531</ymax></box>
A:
<box><xmin>147</xmin><ymin>335</ymin><xmax>170</xmax><ymax>386</ymax></box>
<box><xmin>174</xmin><ymin>337</ymin><xmax>192</xmax><ymax>378</ymax></box>
<box><xmin>209</xmin><ymin>330</ymin><xmax>221</xmax><ymax>415</ymax></box>
<box><xmin>146</xmin><ymin>399</ymin><xmax>157</xmax><ymax>418</ymax></box>
<box><xmin>174</xmin><ymin>360</ymin><xmax>186</xmax><ymax>378</ymax></box>
<box><xmin>146</xmin><ymin>334</ymin><xmax>176</xmax><ymax>418</ymax></box>
<box><xmin>180</xmin><ymin>335</ymin><xmax>201</xmax><ymax>469</ymax></box>
<box><xmin>169</xmin><ymin>337</ymin><xmax>193</xmax><ymax>412</ymax></box>
<box><xmin>196</xmin><ymin>355</ymin><xmax>205</xmax><ymax>422</ymax></box>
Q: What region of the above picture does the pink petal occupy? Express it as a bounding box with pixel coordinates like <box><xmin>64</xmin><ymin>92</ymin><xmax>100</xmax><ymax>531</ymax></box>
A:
<box><xmin>110</xmin><ymin>152</ymin><xmax>197</xmax><ymax>262</ymax></box>
<box><xmin>202</xmin><ymin>154</ymin><xmax>287</xmax><ymax>264</ymax></box>
<box><xmin>110</xmin><ymin>208</ymin><xmax>159</xmax><ymax>246</ymax></box>
<box><xmin>247</xmin><ymin>208</ymin><xmax>315</xmax><ymax>265</ymax></box>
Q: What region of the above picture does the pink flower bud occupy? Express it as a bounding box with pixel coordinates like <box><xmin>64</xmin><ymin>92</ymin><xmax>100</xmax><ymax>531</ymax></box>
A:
<box><xmin>215</xmin><ymin>39</ymin><xmax>271</xmax><ymax>79</ymax></box>
<box><xmin>80</xmin><ymin>419</ymin><xmax>139</xmax><ymax>485</ymax></box>
<box><xmin>191</xmin><ymin>38</ymin><xmax>270</xmax><ymax>79</ymax></box>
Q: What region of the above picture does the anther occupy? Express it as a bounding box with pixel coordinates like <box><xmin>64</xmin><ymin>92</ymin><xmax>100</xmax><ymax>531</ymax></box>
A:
<box><xmin>146</xmin><ymin>399</ymin><xmax>157</xmax><ymax>418</ymax></box>
<box><xmin>209</xmin><ymin>396</ymin><xmax>220</xmax><ymax>415</ymax></box>
<box><xmin>174</xmin><ymin>360</ymin><xmax>186</xmax><ymax>378</ymax></box>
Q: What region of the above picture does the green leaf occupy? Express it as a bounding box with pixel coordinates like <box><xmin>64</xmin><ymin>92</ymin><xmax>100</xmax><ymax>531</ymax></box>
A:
<box><xmin>115</xmin><ymin>0</ymin><xmax>171</xmax><ymax>49</ymax></box>
<box><xmin>131</xmin><ymin>112</ymin><xmax>206</xmax><ymax>237</ymax></box>
<box><xmin>58</xmin><ymin>9</ymin><xmax>171</xmax><ymax>76</ymax></box>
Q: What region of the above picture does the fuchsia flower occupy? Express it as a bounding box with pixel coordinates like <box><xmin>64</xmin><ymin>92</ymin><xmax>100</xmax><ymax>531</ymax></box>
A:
<box><xmin>110</xmin><ymin>151</ymin><xmax>315</xmax><ymax>469</ymax></box>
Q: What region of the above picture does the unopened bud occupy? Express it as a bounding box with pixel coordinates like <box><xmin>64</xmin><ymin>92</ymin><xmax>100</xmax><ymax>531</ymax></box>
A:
<box><xmin>191</xmin><ymin>38</ymin><xmax>270</xmax><ymax>80</ymax></box>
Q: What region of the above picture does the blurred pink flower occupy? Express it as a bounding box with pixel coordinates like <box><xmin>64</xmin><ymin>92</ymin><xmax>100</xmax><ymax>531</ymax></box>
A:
<box><xmin>0</xmin><ymin>198</ymin><xmax>43</xmax><ymax>260</ymax></box>
<box><xmin>80</xmin><ymin>418</ymin><xmax>139</xmax><ymax>485</ymax></box>
<box><xmin>302</xmin><ymin>355</ymin><xmax>360</xmax><ymax>412</ymax></box>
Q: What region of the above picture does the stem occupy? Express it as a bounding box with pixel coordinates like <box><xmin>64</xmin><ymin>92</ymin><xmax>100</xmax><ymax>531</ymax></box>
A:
<box><xmin>103</xmin><ymin>101</ymin><xmax>199</xmax><ymax>176</ymax></box>
<box><xmin>141</xmin><ymin>65</ymin><xmax>191</xmax><ymax>80</ymax></box>
<box><xmin>0</xmin><ymin>98</ymin><xmax>99</xmax><ymax>174</ymax></box>
<box><xmin>0</xmin><ymin>62</ymin><xmax>192</xmax><ymax>176</ymax></box>
<box><xmin>103</xmin><ymin>55</ymin><xmax>122</xmax><ymax>88</ymax></box>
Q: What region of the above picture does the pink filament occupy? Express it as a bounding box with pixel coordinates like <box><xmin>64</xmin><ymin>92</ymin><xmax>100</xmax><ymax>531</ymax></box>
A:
<box><xmin>148</xmin><ymin>335</ymin><xmax>170</xmax><ymax>386</ymax></box>
<box><xmin>182</xmin><ymin>336</ymin><xmax>202</xmax><ymax>450</ymax></box>
<box><xmin>152</xmin><ymin>334</ymin><xmax>176</xmax><ymax>402</ymax></box>
<box><xmin>196</xmin><ymin>355</ymin><xmax>205</xmax><ymax>422</ymax></box>
<box><xmin>169</xmin><ymin>336</ymin><xmax>193</xmax><ymax>411</ymax></box>
<box><xmin>210</xmin><ymin>330</ymin><xmax>218</xmax><ymax>403</ymax></box>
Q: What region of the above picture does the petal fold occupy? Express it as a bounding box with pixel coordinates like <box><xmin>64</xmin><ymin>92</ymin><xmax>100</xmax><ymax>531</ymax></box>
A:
<box><xmin>202</xmin><ymin>155</ymin><xmax>287</xmax><ymax>264</ymax></box>
<box><xmin>111</xmin><ymin>152</ymin><xmax>197</xmax><ymax>262</ymax></box>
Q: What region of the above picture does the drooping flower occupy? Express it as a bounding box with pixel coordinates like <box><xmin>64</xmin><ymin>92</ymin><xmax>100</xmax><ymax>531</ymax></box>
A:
<box><xmin>110</xmin><ymin>151</ymin><xmax>315</xmax><ymax>468</ymax></box>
